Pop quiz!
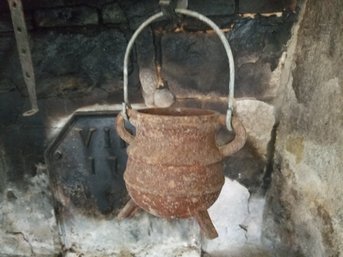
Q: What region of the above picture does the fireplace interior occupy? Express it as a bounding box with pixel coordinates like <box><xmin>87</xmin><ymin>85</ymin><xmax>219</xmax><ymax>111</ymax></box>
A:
<box><xmin>0</xmin><ymin>0</ymin><xmax>342</xmax><ymax>256</ymax></box>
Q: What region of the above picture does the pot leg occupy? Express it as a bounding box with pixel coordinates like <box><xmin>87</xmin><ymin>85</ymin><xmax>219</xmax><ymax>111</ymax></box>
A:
<box><xmin>194</xmin><ymin>210</ymin><xmax>218</xmax><ymax>239</ymax></box>
<box><xmin>117</xmin><ymin>199</ymin><xmax>140</xmax><ymax>219</ymax></box>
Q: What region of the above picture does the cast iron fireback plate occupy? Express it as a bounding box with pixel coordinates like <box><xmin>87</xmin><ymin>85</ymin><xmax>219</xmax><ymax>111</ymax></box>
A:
<box><xmin>45</xmin><ymin>111</ymin><xmax>133</xmax><ymax>216</ymax></box>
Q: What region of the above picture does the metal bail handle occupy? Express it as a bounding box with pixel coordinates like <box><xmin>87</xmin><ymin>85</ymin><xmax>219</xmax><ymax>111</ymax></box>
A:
<box><xmin>122</xmin><ymin>9</ymin><xmax>235</xmax><ymax>131</ymax></box>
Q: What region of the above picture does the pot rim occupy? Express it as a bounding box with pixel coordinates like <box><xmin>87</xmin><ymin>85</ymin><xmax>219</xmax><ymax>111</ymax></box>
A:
<box><xmin>128</xmin><ymin>107</ymin><xmax>220</xmax><ymax>119</ymax></box>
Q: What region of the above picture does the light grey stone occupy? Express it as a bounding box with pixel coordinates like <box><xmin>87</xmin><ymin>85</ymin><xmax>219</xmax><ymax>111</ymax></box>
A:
<box><xmin>142</xmin><ymin>88</ymin><xmax>155</xmax><ymax>107</ymax></box>
<box><xmin>263</xmin><ymin>1</ymin><xmax>343</xmax><ymax>256</ymax></box>
<box><xmin>136</xmin><ymin>28</ymin><xmax>158</xmax><ymax>107</ymax></box>
<box><xmin>235</xmin><ymin>99</ymin><xmax>275</xmax><ymax>160</ymax></box>
<box><xmin>139</xmin><ymin>68</ymin><xmax>157</xmax><ymax>95</ymax></box>
<box><xmin>0</xmin><ymin>172</ymin><xmax>61</xmax><ymax>256</ymax></box>
<box><xmin>153</xmin><ymin>88</ymin><xmax>175</xmax><ymax>108</ymax></box>
<box><xmin>58</xmin><ymin>206</ymin><xmax>201</xmax><ymax>257</ymax></box>
<box><xmin>202</xmin><ymin>178</ymin><xmax>249</xmax><ymax>254</ymax></box>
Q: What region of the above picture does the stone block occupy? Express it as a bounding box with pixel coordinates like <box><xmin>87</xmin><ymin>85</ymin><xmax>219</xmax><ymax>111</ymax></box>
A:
<box><xmin>21</xmin><ymin>0</ymin><xmax>110</xmax><ymax>9</ymax></box>
<box><xmin>161</xmin><ymin>32</ymin><xmax>230</xmax><ymax>98</ymax></box>
<box><xmin>0</xmin><ymin>36</ymin><xmax>17</xmax><ymax>93</ymax></box>
<box><xmin>153</xmin><ymin>88</ymin><xmax>175</xmax><ymax>107</ymax></box>
<box><xmin>0</xmin><ymin>172</ymin><xmax>61</xmax><ymax>256</ymax></box>
<box><xmin>0</xmin><ymin>91</ymin><xmax>22</xmax><ymax>126</ymax></box>
<box><xmin>228</xmin><ymin>14</ymin><xmax>296</xmax><ymax>98</ymax></box>
<box><xmin>235</xmin><ymin>99</ymin><xmax>275</xmax><ymax>159</ymax></box>
<box><xmin>120</xmin><ymin>0</ymin><xmax>160</xmax><ymax>30</ymax></box>
<box><xmin>173</xmin><ymin>98</ymin><xmax>275</xmax><ymax>193</ymax></box>
<box><xmin>34</xmin><ymin>6</ymin><xmax>98</xmax><ymax>27</ymax></box>
<box><xmin>2</xmin><ymin>29</ymin><xmax>126</xmax><ymax>98</ymax></box>
<box><xmin>188</xmin><ymin>0</ymin><xmax>235</xmax><ymax>16</ymax></box>
<box><xmin>59</xmin><ymin>209</ymin><xmax>201</xmax><ymax>256</ymax></box>
<box><xmin>0</xmin><ymin>14</ymin><xmax>14</xmax><ymax>32</ymax></box>
<box><xmin>0</xmin><ymin>147</ymin><xmax>8</xmax><ymax>193</ymax></box>
<box><xmin>220</xmin><ymin>99</ymin><xmax>275</xmax><ymax>192</ymax></box>
<box><xmin>236</xmin><ymin>61</ymin><xmax>273</xmax><ymax>99</ymax></box>
<box><xmin>22</xmin><ymin>0</ymin><xmax>65</xmax><ymax>9</ymax></box>
<box><xmin>224</xmin><ymin>144</ymin><xmax>267</xmax><ymax>193</ymax></box>
<box><xmin>202</xmin><ymin>178</ymin><xmax>249</xmax><ymax>255</ymax></box>
<box><xmin>160</xmin><ymin>16</ymin><xmax>296</xmax><ymax>100</ymax></box>
<box><xmin>263</xmin><ymin>1</ymin><xmax>343</xmax><ymax>255</ymax></box>
<box><xmin>0</xmin><ymin>12</ymin><xmax>33</xmax><ymax>32</ymax></box>
<box><xmin>102</xmin><ymin>3</ymin><xmax>127</xmax><ymax>24</ymax></box>
<box><xmin>239</xmin><ymin>0</ymin><xmax>293</xmax><ymax>13</ymax></box>
<box><xmin>135</xmin><ymin>28</ymin><xmax>173</xmax><ymax>107</ymax></box>
<box><xmin>180</xmin><ymin>16</ymin><xmax>235</xmax><ymax>31</ymax></box>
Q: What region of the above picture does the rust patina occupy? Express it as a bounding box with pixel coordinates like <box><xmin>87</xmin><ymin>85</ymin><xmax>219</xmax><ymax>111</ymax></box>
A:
<box><xmin>116</xmin><ymin>107</ymin><xmax>246</xmax><ymax>238</ymax></box>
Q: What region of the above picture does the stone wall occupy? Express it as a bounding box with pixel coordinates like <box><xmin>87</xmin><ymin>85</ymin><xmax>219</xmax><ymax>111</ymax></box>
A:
<box><xmin>262</xmin><ymin>0</ymin><xmax>343</xmax><ymax>256</ymax></box>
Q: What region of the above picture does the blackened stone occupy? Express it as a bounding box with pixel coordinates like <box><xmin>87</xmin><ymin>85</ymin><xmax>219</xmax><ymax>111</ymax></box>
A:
<box><xmin>34</xmin><ymin>6</ymin><xmax>98</xmax><ymax>27</ymax></box>
<box><xmin>180</xmin><ymin>16</ymin><xmax>235</xmax><ymax>31</ymax></box>
<box><xmin>102</xmin><ymin>3</ymin><xmax>127</xmax><ymax>24</ymax></box>
<box><xmin>0</xmin><ymin>145</ymin><xmax>8</xmax><ymax>194</ymax></box>
<box><xmin>229</xmin><ymin>19</ymin><xmax>266</xmax><ymax>53</ymax></box>
<box><xmin>0</xmin><ymin>36</ymin><xmax>17</xmax><ymax>93</ymax></box>
<box><xmin>1</xmin><ymin>124</ymin><xmax>46</xmax><ymax>182</ymax></box>
<box><xmin>236</xmin><ymin>61</ymin><xmax>272</xmax><ymax>98</ymax></box>
<box><xmin>0</xmin><ymin>11</ymin><xmax>33</xmax><ymax>32</ymax></box>
<box><xmin>0</xmin><ymin>91</ymin><xmax>22</xmax><ymax>126</ymax></box>
<box><xmin>120</xmin><ymin>0</ymin><xmax>160</xmax><ymax>30</ymax></box>
<box><xmin>0</xmin><ymin>13</ymin><xmax>14</xmax><ymax>32</ymax></box>
<box><xmin>161</xmin><ymin>32</ymin><xmax>230</xmax><ymax>97</ymax></box>
<box><xmin>0</xmin><ymin>1</ymin><xmax>10</xmax><ymax>14</ymax></box>
<box><xmin>22</xmin><ymin>0</ymin><xmax>65</xmax><ymax>9</ymax></box>
<box><xmin>239</xmin><ymin>0</ymin><xmax>293</xmax><ymax>13</ymax></box>
<box><xmin>21</xmin><ymin>0</ymin><xmax>111</xmax><ymax>10</ymax></box>
<box><xmin>229</xmin><ymin>14</ymin><xmax>296</xmax><ymax>59</ymax></box>
<box><xmin>228</xmin><ymin>14</ymin><xmax>296</xmax><ymax>98</ymax></box>
<box><xmin>6</xmin><ymin>190</ymin><xmax>17</xmax><ymax>201</ymax></box>
<box><xmin>3</xmin><ymin>29</ymin><xmax>127</xmax><ymax>98</ymax></box>
<box><xmin>224</xmin><ymin>143</ymin><xmax>266</xmax><ymax>193</ymax></box>
<box><xmin>0</xmin><ymin>90</ymin><xmax>125</xmax><ymax>183</ymax></box>
<box><xmin>188</xmin><ymin>0</ymin><xmax>235</xmax><ymax>16</ymax></box>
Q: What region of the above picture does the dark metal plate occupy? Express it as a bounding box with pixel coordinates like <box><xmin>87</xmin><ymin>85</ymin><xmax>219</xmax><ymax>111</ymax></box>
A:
<box><xmin>45</xmin><ymin>111</ymin><xmax>132</xmax><ymax>216</ymax></box>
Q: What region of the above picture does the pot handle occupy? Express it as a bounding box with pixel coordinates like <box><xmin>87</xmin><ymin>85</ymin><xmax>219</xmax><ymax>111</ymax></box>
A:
<box><xmin>217</xmin><ymin>115</ymin><xmax>247</xmax><ymax>157</ymax></box>
<box><xmin>122</xmin><ymin>9</ymin><xmax>235</xmax><ymax>131</ymax></box>
<box><xmin>116</xmin><ymin>113</ymin><xmax>135</xmax><ymax>144</ymax></box>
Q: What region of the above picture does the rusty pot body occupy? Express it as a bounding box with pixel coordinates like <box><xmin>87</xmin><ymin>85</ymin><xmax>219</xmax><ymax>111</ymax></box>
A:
<box><xmin>117</xmin><ymin>107</ymin><xmax>246</xmax><ymax>219</ymax></box>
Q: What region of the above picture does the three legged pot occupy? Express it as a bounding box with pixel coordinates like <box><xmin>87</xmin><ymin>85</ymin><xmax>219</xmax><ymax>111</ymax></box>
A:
<box><xmin>116</xmin><ymin>108</ymin><xmax>246</xmax><ymax>238</ymax></box>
